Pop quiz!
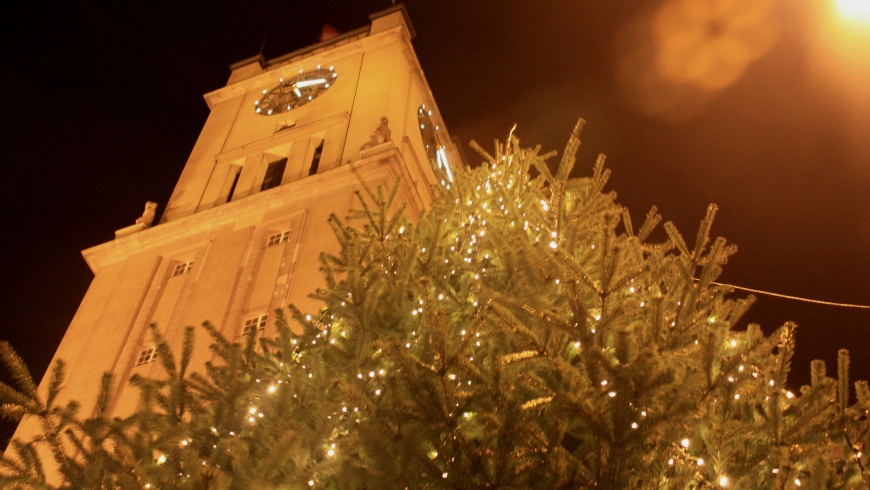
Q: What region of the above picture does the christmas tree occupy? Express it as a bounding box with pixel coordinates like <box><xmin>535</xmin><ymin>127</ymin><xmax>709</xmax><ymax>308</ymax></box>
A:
<box><xmin>2</xmin><ymin>121</ymin><xmax>870</xmax><ymax>489</ymax></box>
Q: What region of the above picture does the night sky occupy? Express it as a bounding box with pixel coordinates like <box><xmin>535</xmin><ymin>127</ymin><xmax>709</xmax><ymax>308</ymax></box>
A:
<box><xmin>2</xmin><ymin>1</ymin><xmax>868</xmax><ymax>446</ymax></box>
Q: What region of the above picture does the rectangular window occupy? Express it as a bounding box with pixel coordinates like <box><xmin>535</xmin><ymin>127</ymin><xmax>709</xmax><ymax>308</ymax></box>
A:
<box><xmin>308</xmin><ymin>140</ymin><xmax>324</xmax><ymax>176</ymax></box>
<box><xmin>242</xmin><ymin>314</ymin><xmax>268</xmax><ymax>335</ymax></box>
<box><xmin>135</xmin><ymin>347</ymin><xmax>157</xmax><ymax>366</ymax></box>
<box><xmin>172</xmin><ymin>260</ymin><xmax>194</xmax><ymax>277</ymax></box>
<box><xmin>261</xmin><ymin>158</ymin><xmax>288</xmax><ymax>191</ymax></box>
<box><xmin>267</xmin><ymin>229</ymin><xmax>291</xmax><ymax>247</ymax></box>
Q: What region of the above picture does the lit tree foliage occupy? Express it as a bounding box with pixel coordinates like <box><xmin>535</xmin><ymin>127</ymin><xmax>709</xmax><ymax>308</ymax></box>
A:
<box><xmin>2</xmin><ymin>121</ymin><xmax>870</xmax><ymax>489</ymax></box>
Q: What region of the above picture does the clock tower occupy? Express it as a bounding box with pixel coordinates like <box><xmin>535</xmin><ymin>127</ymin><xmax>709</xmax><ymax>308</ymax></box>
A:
<box><xmin>11</xmin><ymin>4</ymin><xmax>457</xmax><ymax>442</ymax></box>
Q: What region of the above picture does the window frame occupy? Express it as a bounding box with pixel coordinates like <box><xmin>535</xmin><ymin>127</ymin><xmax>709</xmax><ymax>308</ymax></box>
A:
<box><xmin>135</xmin><ymin>347</ymin><xmax>157</xmax><ymax>366</ymax></box>
<box><xmin>241</xmin><ymin>313</ymin><xmax>268</xmax><ymax>335</ymax></box>
<box><xmin>267</xmin><ymin>229</ymin><xmax>291</xmax><ymax>247</ymax></box>
<box><xmin>172</xmin><ymin>260</ymin><xmax>194</xmax><ymax>277</ymax></box>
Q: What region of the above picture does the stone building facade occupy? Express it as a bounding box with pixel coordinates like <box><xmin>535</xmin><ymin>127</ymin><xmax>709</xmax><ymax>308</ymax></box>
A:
<box><xmin>11</xmin><ymin>5</ymin><xmax>457</xmax><ymax>443</ymax></box>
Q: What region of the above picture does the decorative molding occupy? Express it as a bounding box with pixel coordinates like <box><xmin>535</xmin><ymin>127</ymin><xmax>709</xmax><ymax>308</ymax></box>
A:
<box><xmin>215</xmin><ymin>112</ymin><xmax>349</xmax><ymax>164</ymax></box>
<box><xmin>82</xmin><ymin>145</ymin><xmax>423</xmax><ymax>274</ymax></box>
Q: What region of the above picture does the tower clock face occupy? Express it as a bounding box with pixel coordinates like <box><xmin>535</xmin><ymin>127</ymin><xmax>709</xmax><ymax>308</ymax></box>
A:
<box><xmin>255</xmin><ymin>66</ymin><xmax>338</xmax><ymax>115</ymax></box>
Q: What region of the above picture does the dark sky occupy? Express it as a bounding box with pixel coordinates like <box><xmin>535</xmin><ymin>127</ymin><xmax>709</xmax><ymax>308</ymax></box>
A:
<box><xmin>2</xmin><ymin>1</ymin><xmax>869</xmax><ymax>445</ymax></box>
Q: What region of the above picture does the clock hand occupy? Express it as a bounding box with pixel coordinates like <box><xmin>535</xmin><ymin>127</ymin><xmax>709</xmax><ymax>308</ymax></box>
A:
<box><xmin>292</xmin><ymin>79</ymin><xmax>327</xmax><ymax>97</ymax></box>
<box><xmin>295</xmin><ymin>78</ymin><xmax>327</xmax><ymax>88</ymax></box>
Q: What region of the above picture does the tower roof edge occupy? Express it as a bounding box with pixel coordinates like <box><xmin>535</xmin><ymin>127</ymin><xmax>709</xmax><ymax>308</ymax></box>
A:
<box><xmin>369</xmin><ymin>4</ymin><xmax>416</xmax><ymax>39</ymax></box>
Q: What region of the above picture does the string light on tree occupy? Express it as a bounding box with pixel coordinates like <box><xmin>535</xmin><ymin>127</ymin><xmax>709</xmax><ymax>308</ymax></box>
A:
<box><xmin>3</xmin><ymin>121</ymin><xmax>870</xmax><ymax>488</ymax></box>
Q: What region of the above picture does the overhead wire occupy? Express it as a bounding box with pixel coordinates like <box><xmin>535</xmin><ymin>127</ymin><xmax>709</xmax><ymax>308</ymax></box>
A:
<box><xmin>708</xmin><ymin>280</ymin><xmax>870</xmax><ymax>309</ymax></box>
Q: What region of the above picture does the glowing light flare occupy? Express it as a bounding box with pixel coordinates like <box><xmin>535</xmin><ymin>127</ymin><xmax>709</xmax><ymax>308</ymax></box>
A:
<box><xmin>612</xmin><ymin>0</ymin><xmax>782</xmax><ymax>122</ymax></box>
<box><xmin>807</xmin><ymin>1</ymin><xmax>870</xmax><ymax>131</ymax></box>
<box><xmin>836</xmin><ymin>0</ymin><xmax>870</xmax><ymax>21</ymax></box>
<box><xmin>653</xmin><ymin>0</ymin><xmax>779</xmax><ymax>90</ymax></box>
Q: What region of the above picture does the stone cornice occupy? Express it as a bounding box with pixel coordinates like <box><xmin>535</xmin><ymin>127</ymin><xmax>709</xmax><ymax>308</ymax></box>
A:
<box><xmin>215</xmin><ymin>112</ymin><xmax>350</xmax><ymax>164</ymax></box>
<box><xmin>82</xmin><ymin>145</ymin><xmax>413</xmax><ymax>274</ymax></box>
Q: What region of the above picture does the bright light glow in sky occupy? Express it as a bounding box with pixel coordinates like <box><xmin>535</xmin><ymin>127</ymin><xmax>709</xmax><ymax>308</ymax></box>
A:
<box><xmin>835</xmin><ymin>0</ymin><xmax>870</xmax><ymax>21</ymax></box>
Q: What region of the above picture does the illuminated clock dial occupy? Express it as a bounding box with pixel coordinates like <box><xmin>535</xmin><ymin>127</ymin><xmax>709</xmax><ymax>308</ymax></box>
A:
<box><xmin>254</xmin><ymin>66</ymin><xmax>338</xmax><ymax>115</ymax></box>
